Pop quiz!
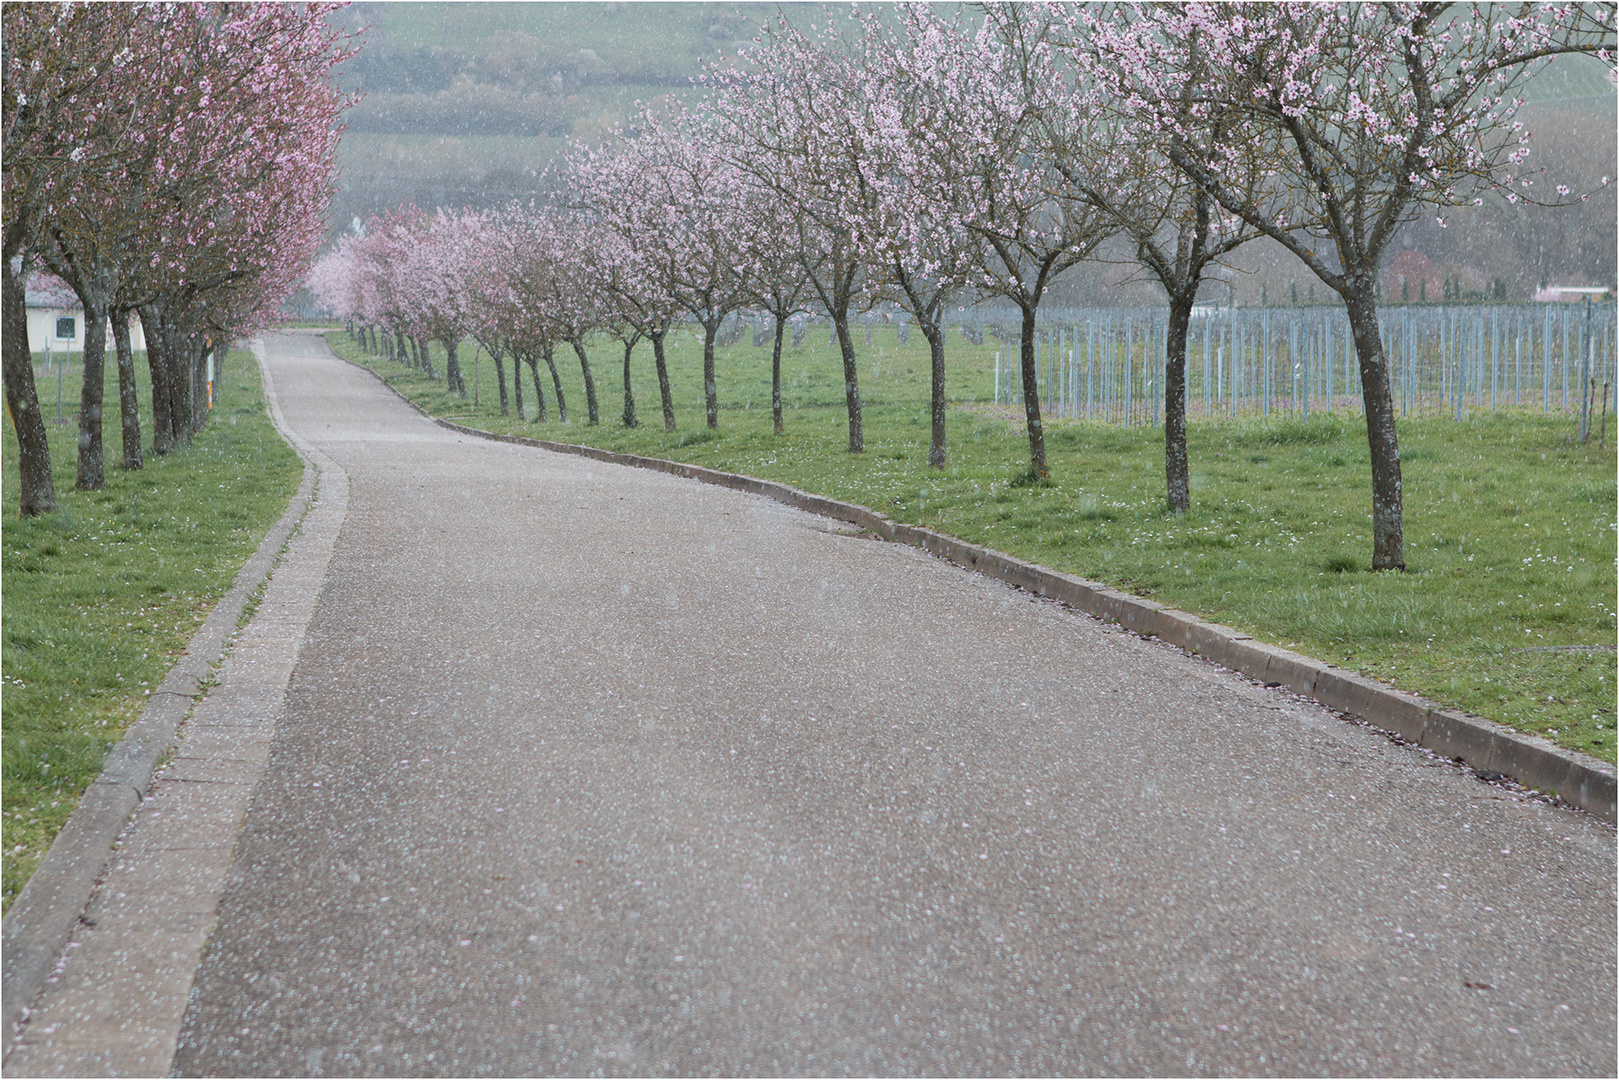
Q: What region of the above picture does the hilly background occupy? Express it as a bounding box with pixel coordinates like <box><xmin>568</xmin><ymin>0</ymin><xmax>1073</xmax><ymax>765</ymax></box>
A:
<box><xmin>325</xmin><ymin>3</ymin><xmax>1617</xmax><ymax>306</ymax></box>
<box><xmin>328</xmin><ymin>2</ymin><xmax>786</xmax><ymax>228</ymax></box>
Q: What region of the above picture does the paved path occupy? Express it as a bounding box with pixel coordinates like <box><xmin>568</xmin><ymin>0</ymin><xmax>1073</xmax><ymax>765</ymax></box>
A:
<box><xmin>15</xmin><ymin>333</ymin><xmax>1619</xmax><ymax>1075</ymax></box>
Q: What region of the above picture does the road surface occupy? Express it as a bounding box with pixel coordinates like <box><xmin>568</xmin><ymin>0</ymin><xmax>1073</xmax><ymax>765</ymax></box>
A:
<box><xmin>22</xmin><ymin>333</ymin><xmax>1619</xmax><ymax>1075</ymax></box>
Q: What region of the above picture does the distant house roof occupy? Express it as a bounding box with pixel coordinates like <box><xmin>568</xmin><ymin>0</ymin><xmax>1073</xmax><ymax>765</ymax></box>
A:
<box><xmin>24</xmin><ymin>275</ymin><xmax>79</xmax><ymax>310</ymax></box>
<box><xmin>1534</xmin><ymin>285</ymin><xmax>1616</xmax><ymax>302</ymax></box>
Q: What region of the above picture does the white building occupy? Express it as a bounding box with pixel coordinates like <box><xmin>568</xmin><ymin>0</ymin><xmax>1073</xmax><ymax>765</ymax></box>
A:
<box><xmin>24</xmin><ymin>276</ymin><xmax>147</xmax><ymax>358</ymax></box>
<box><xmin>1533</xmin><ymin>285</ymin><xmax>1616</xmax><ymax>303</ymax></box>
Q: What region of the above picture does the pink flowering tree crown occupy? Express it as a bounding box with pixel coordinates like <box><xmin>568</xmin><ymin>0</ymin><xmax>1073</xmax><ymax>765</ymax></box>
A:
<box><xmin>1107</xmin><ymin>2</ymin><xmax>1616</xmax><ymax>294</ymax></box>
<box><xmin>1100</xmin><ymin>1</ymin><xmax>1614</xmax><ymax>571</ymax></box>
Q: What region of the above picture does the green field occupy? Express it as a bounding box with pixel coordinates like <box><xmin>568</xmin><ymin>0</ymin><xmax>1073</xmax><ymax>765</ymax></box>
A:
<box><xmin>328</xmin><ymin>324</ymin><xmax>1617</xmax><ymax>769</ymax></box>
<box><xmin>1</xmin><ymin>351</ymin><xmax>303</xmax><ymax>913</ymax></box>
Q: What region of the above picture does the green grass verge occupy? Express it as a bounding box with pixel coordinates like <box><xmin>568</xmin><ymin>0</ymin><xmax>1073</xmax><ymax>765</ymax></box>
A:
<box><xmin>2</xmin><ymin>349</ymin><xmax>303</xmax><ymax>914</ymax></box>
<box><xmin>330</xmin><ymin>326</ymin><xmax>1616</xmax><ymax>768</ymax></box>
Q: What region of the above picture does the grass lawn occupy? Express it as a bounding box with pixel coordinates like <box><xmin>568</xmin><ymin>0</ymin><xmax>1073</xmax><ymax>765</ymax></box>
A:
<box><xmin>329</xmin><ymin>325</ymin><xmax>1617</xmax><ymax>767</ymax></box>
<box><xmin>1</xmin><ymin>349</ymin><xmax>303</xmax><ymax>914</ymax></box>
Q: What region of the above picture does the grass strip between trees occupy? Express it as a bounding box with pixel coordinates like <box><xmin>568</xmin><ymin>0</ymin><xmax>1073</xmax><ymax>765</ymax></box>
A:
<box><xmin>2</xmin><ymin>349</ymin><xmax>303</xmax><ymax>914</ymax></box>
<box><xmin>329</xmin><ymin>326</ymin><xmax>1617</xmax><ymax>772</ymax></box>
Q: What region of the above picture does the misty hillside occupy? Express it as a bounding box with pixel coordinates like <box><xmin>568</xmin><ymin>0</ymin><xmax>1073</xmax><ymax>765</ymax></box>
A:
<box><xmin>325</xmin><ymin>3</ymin><xmax>1617</xmax><ymax>303</ymax></box>
<box><xmin>327</xmin><ymin>2</ymin><xmax>792</xmax><ymax>229</ymax></box>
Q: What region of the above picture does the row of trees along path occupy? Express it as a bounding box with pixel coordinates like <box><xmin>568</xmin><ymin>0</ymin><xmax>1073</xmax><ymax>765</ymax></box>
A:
<box><xmin>2</xmin><ymin>2</ymin><xmax>355</xmax><ymax>516</ymax></box>
<box><xmin>312</xmin><ymin>3</ymin><xmax>1614</xmax><ymax>572</ymax></box>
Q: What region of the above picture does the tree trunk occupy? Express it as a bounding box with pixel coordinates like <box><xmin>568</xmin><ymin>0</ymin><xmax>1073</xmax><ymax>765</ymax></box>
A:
<box><xmin>917</xmin><ymin>317</ymin><xmax>947</xmax><ymax>468</ymax></box>
<box><xmin>171</xmin><ymin>334</ymin><xmax>195</xmax><ymax>442</ymax></box>
<box><xmin>74</xmin><ymin>298</ymin><xmax>108</xmax><ymax>489</ymax></box>
<box><xmin>512</xmin><ymin>348</ymin><xmax>525</xmax><ymax>419</ymax></box>
<box><xmin>651</xmin><ymin>330</ymin><xmax>675</xmax><ymax>431</ymax></box>
<box><xmin>832</xmin><ymin>310</ymin><xmax>864</xmax><ymax>453</ymax></box>
<box><xmin>159</xmin><ymin>317</ymin><xmax>191</xmax><ymax>446</ymax></box>
<box><xmin>163</xmin><ymin>328</ymin><xmax>190</xmax><ymax>448</ymax></box>
<box><xmin>112</xmin><ymin>309</ymin><xmax>141</xmax><ymax>470</ymax></box>
<box><xmin>1018</xmin><ymin>304</ymin><xmax>1047</xmax><ymax>476</ymax></box>
<box><xmin>142</xmin><ymin>304</ymin><xmax>176</xmax><ymax>455</ymax></box>
<box><xmin>492</xmin><ymin>345</ymin><xmax>509</xmax><ymax>416</ymax></box>
<box><xmin>417</xmin><ymin>337</ymin><xmax>435</xmax><ymax>379</ymax></box>
<box><xmin>1</xmin><ymin>261</ymin><xmax>58</xmax><ymax>515</ymax></box>
<box><xmin>771</xmin><ymin>315</ymin><xmax>786</xmax><ymax>435</ymax></box>
<box><xmin>542</xmin><ymin>344</ymin><xmax>567</xmax><ymax>423</ymax></box>
<box><xmin>621</xmin><ymin>338</ymin><xmax>638</xmax><ymax>428</ymax></box>
<box><xmin>445</xmin><ymin>338</ymin><xmax>466</xmax><ymax>397</ymax></box>
<box><xmin>1344</xmin><ymin>282</ymin><xmax>1405</xmax><ymax>571</ymax></box>
<box><xmin>569</xmin><ymin>338</ymin><xmax>598</xmax><ymax>425</ymax></box>
<box><xmin>524</xmin><ymin>353</ymin><xmax>548</xmax><ymax>422</ymax></box>
<box><xmin>701</xmin><ymin>321</ymin><xmax>721</xmax><ymax>429</ymax></box>
<box><xmin>1163</xmin><ymin>296</ymin><xmax>1192</xmax><ymax>513</ymax></box>
<box><xmin>804</xmin><ymin>254</ymin><xmax>864</xmax><ymax>451</ymax></box>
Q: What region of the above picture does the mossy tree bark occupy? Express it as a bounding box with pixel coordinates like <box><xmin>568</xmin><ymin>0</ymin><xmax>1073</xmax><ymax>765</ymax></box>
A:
<box><xmin>1</xmin><ymin>260</ymin><xmax>58</xmax><ymax>516</ymax></box>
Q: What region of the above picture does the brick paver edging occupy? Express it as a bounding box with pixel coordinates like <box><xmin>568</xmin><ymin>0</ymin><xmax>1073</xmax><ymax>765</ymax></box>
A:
<box><xmin>356</xmin><ymin>361</ymin><xmax>1617</xmax><ymax>824</ymax></box>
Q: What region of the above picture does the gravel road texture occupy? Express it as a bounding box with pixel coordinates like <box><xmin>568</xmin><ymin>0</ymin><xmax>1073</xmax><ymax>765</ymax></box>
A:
<box><xmin>20</xmin><ymin>334</ymin><xmax>1618</xmax><ymax>1075</ymax></box>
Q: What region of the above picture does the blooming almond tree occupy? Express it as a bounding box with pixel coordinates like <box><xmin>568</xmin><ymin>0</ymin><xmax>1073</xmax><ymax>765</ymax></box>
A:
<box><xmin>849</xmin><ymin>5</ymin><xmax>997</xmax><ymax>468</ymax></box>
<box><xmin>459</xmin><ymin>204</ymin><xmax>552</xmax><ymax>421</ymax></box>
<box><xmin>711</xmin><ymin>14</ymin><xmax>874</xmax><ymax>453</ymax></box>
<box><xmin>498</xmin><ymin>202</ymin><xmax>605</xmax><ymax>426</ymax></box>
<box><xmin>646</xmin><ymin>112</ymin><xmax>756</xmax><ymax>432</ymax></box>
<box><xmin>135</xmin><ymin>70</ymin><xmax>348</xmax><ymax>453</ymax></box>
<box><xmin>1115</xmin><ymin>1</ymin><xmax>1615</xmax><ymax>569</ymax></box>
<box><xmin>357</xmin><ymin>206</ymin><xmax>441</xmax><ymax>378</ymax></box>
<box><xmin>395</xmin><ymin>209</ymin><xmax>478</xmax><ymax>397</ymax></box>
<box><xmin>144</xmin><ymin>2</ymin><xmax>351</xmax><ymax>451</ymax></box>
<box><xmin>2</xmin><ymin>4</ymin><xmax>151</xmax><ymax>512</ymax></box>
<box><xmin>458</xmin><ymin>206</ymin><xmax>529</xmax><ymax>416</ymax></box>
<box><xmin>590</xmin><ymin>221</ymin><xmax>681</xmax><ymax>431</ymax></box>
<box><xmin>502</xmin><ymin>205</ymin><xmax>603</xmax><ymax>425</ymax></box>
<box><xmin>571</xmin><ymin>108</ymin><xmax>752</xmax><ymax>431</ymax></box>
<box><xmin>545</xmin><ymin>212</ymin><xmax>608</xmax><ymax>427</ymax></box>
<box><xmin>20</xmin><ymin>2</ymin><xmax>352</xmax><ymax>483</ymax></box>
<box><xmin>909</xmin><ymin>4</ymin><xmax>1119</xmax><ymax>477</ymax></box>
<box><xmin>1046</xmin><ymin>2</ymin><xmax>1266</xmax><ymax>513</ymax></box>
<box><xmin>565</xmin><ymin>141</ymin><xmax>673</xmax><ymax>429</ymax></box>
<box><xmin>351</xmin><ymin>209</ymin><xmax>425</xmax><ymax>372</ymax></box>
<box><xmin>455</xmin><ymin>208</ymin><xmax>522</xmax><ymax>416</ymax></box>
<box><xmin>735</xmin><ymin>174</ymin><xmax>813</xmax><ymax>436</ymax></box>
<box><xmin>309</xmin><ymin>236</ymin><xmax>360</xmax><ymax>332</ymax></box>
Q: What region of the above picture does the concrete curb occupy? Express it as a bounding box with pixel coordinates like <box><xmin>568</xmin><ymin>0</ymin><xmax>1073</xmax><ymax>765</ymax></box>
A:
<box><xmin>348</xmin><ymin>354</ymin><xmax>1617</xmax><ymax>824</ymax></box>
<box><xmin>1</xmin><ymin>353</ymin><xmax>321</xmax><ymax>1050</ymax></box>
